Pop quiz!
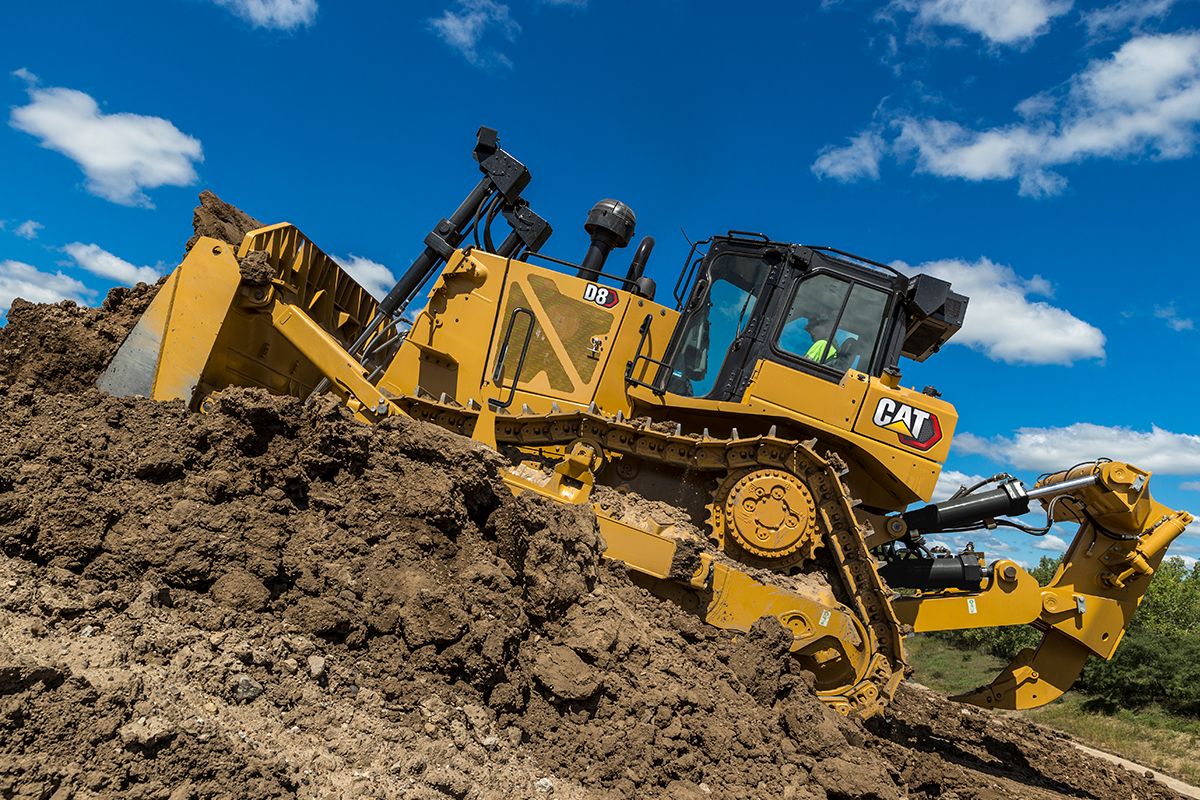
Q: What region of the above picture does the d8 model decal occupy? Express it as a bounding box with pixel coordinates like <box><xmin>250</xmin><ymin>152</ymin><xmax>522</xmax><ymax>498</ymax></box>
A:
<box><xmin>583</xmin><ymin>283</ymin><xmax>619</xmax><ymax>309</ymax></box>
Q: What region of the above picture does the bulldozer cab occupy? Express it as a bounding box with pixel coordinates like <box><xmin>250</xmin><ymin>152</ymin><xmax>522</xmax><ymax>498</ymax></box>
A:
<box><xmin>659</xmin><ymin>233</ymin><xmax>967</xmax><ymax>402</ymax></box>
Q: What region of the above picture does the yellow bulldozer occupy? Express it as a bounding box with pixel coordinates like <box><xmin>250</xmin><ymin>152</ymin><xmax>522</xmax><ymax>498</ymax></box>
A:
<box><xmin>99</xmin><ymin>128</ymin><xmax>1192</xmax><ymax>719</ymax></box>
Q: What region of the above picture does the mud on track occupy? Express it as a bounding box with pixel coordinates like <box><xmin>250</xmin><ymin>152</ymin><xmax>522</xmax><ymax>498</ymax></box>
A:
<box><xmin>0</xmin><ymin>194</ymin><xmax>1182</xmax><ymax>799</ymax></box>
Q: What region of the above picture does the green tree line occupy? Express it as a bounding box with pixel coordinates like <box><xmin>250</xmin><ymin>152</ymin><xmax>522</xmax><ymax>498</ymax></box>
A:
<box><xmin>933</xmin><ymin>555</ymin><xmax>1200</xmax><ymax>716</ymax></box>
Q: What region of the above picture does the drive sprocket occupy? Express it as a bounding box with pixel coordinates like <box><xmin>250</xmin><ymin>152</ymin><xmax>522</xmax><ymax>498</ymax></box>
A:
<box><xmin>710</xmin><ymin>468</ymin><xmax>822</xmax><ymax>567</ymax></box>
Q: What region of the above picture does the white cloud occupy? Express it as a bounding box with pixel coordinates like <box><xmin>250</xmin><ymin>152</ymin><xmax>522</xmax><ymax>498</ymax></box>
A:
<box><xmin>818</xmin><ymin>32</ymin><xmax>1200</xmax><ymax>195</ymax></box>
<box><xmin>932</xmin><ymin>468</ymin><xmax>990</xmax><ymax>502</ymax></box>
<box><xmin>62</xmin><ymin>242</ymin><xmax>161</xmax><ymax>286</ymax></box>
<box><xmin>1016</xmin><ymin>92</ymin><xmax>1057</xmax><ymax>118</ymax></box>
<box><xmin>1080</xmin><ymin>32</ymin><xmax>1200</xmax><ymax>111</ymax></box>
<box><xmin>957</xmin><ymin>423</ymin><xmax>1200</xmax><ymax>475</ymax></box>
<box><xmin>903</xmin><ymin>33</ymin><xmax>1200</xmax><ymax>193</ymax></box>
<box><xmin>336</xmin><ymin>254</ymin><xmax>395</xmax><ymax>300</ymax></box>
<box><xmin>10</xmin><ymin>72</ymin><xmax>203</xmax><ymax>207</ymax></box>
<box><xmin>1033</xmin><ymin>533</ymin><xmax>1069</xmax><ymax>551</ymax></box>
<box><xmin>209</xmin><ymin>0</ymin><xmax>317</xmax><ymax>29</ymax></box>
<box><xmin>895</xmin><ymin>257</ymin><xmax>1105</xmax><ymax>364</ymax></box>
<box><xmin>0</xmin><ymin>260</ymin><xmax>92</xmax><ymax>313</ymax></box>
<box><xmin>894</xmin><ymin>0</ymin><xmax>1073</xmax><ymax>45</ymax></box>
<box><xmin>812</xmin><ymin>131</ymin><xmax>887</xmax><ymax>181</ymax></box>
<box><xmin>14</xmin><ymin>220</ymin><xmax>43</xmax><ymax>240</ymax></box>
<box><xmin>1082</xmin><ymin>0</ymin><xmax>1179</xmax><ymax>37</ymax></box>
<box><xmin>1155</xmin><ymin>303</ymin><xmax>1195</xmax><ymax>331</ymax></box>
<box><xmin>429</xmin><ymin>0</ymin><xmax>520</xmax><ymax>67</ymax></box>
<box><xmin>1180</xmin><ymin>480</ymin><xmax>1200</xmax><ymax>491</ymax></box>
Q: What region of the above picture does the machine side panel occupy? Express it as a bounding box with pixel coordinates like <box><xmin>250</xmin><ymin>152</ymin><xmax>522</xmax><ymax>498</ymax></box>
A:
<box><xmin>378</xmin><ymin>249</ymin><xmax>509</xmax><ymax>404</ymax></box>
<box><xmin>595</xmin><ymin>302</ymin><xmax>679</xmax><ymax>412</ymax></box>
<box><xmin>492</xmin><ymin>267</ymin><xmax>623</xmax><ymax>399</ymax></box>
<box><xmin>743</xmin><ymin>360</ymin><xmax>870</xmax><ymax>433</ymax></box>
<box><xmin>852</xmin><ymin>378</ymin><xmax>957</xmax><ymax>475</ymax></box>
<box><xmin>379</xmin><ymin>252</ymin><xmax>676</xmax><ymax>415</ymax></box>
<box><xmin>485</xmin><ymin>263</ymin><xmax>674</xmax><ymax>413</ymax></box>
<box><xmin>742</xmin><ymin>361</ymin><xmax>943</xmax><ymax>506</ymax></box>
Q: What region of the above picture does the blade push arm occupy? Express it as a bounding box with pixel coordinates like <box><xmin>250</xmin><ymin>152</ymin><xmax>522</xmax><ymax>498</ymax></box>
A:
<box><xmin>888</xmin><ymin>461</ymin><xmax>1193</xmax><ymax>710</ymax></box>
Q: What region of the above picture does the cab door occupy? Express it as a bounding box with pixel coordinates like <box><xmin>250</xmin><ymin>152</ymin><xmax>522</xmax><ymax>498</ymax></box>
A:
<box><xmin>660</xmin><ymin>242</ymin><xmax>786</xmax><ymax>401</ymax></box>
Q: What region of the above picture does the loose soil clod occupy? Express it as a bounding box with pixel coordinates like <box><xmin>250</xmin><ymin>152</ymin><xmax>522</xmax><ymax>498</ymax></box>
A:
<box><xmin>185</xmin><ymin>189</ymin><xmax>264</xmax><ymax>256</ymax></box>
<box><xmin>0</xmin><ymin>194</ymin><xmax>1184</xmax><ymax>799</ymax></box>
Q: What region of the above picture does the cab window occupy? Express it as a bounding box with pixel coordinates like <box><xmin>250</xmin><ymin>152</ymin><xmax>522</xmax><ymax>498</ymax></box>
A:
<box><xmin>778</xmin><ymin>274</ymin><xmax>888</xmax><ymax>374</ymax></box>
<box><xmin>666</xmin><ymin>252</ymin><xmax>771</xmax><ymax>397</ymax></box>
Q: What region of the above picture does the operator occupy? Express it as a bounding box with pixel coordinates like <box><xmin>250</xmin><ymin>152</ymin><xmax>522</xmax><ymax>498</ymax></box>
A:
<box><xmin>802</xmin><ymin>314</ymin><xmax>838</xmax><ymax>364</ymax></box>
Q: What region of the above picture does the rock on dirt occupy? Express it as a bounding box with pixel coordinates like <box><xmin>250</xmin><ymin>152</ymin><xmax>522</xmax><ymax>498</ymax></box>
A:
<box><xmin>211</xmin><ymin>568</ymin><xmax>271</xmax><ymax>612</ymax></box>
<box><xmin>307</xmin><ymin>654</ymin><xmax>327</xmax><ymax>680</ymax></box>
<box><xmin>118</xmin><ymin>716</ymin><xmax>177</xmax><ymax>748</ymax></box>
<box><xmin>0</xmin><ymin>195</ymin><xmax>1187</xmax><ymax>799</ymax></box>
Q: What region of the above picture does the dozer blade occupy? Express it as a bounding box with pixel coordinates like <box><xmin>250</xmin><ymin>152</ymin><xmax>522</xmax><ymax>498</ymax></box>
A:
<box><xmin>99</xmin><ymin>239</ymin><xmax>242</xmax><ymax>401</ymax></box>
<box><xmin>99</xmin><ymin>226</ymin><xmax>397</xmax><ymax>415</ymax></box>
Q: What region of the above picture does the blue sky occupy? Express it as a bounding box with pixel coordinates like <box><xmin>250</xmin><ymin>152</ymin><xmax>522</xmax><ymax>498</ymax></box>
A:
<box><xmin>2</xmin><ymin>0</ymin><xmax>1198</xmax><ymax>567</ymax></box>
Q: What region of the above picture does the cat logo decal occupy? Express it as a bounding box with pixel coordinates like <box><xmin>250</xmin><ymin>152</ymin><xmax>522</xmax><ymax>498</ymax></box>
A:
<box><xmin>873</xmin><ymin>398</ymin><xmax>942</xmax><ymax>451</ymax></box>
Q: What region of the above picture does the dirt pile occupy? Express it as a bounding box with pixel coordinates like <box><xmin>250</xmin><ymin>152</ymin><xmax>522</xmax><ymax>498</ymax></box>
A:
<box><xmin>0</xmin><ymin>378</ymin><xmax>888</xmax><ymax>799</ymax></box>
<box><xmin>0</xmin><ymin>190</ymin><xmax>259</xmax><ymax>396</ymax></box>
<box><xmin>0</xmin><ymin>285</ymin><xmax>158</xmax><ymax>395</ymax></box>
<box><xmin>0</xmin><ymin>196</ymin><xmax>1184</xmax><ymax>799</ymax></box>
<box><xmin>184</xmin><ymin>189</ymin><xmax>263</xmax><ymax>255</ymax></box>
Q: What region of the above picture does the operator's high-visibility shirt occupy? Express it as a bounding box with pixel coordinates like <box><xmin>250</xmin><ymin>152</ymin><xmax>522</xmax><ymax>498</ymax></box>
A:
<box><xmin>804</xmin><ymin>339</ymin><xmax>837</xmax><ymax>363</ymax></box>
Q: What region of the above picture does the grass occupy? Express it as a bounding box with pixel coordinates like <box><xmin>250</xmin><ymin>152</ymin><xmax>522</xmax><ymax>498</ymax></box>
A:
<box><xmin>904</xmin><ymin>635</ymin><xmax>1009</xmax><ymax>696</ymax></box>
<box><xmin>1026</xmin><ymin>697</ymin><xmax>1200</xmax><ymax>786</ymax></box>
<box><xmin>907</xmin><ymin>635</ymin><xmax>1200</xmax><ymax>786</ymax></box>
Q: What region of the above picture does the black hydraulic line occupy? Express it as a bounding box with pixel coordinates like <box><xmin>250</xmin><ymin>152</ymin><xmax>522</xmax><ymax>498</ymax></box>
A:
<box><xmin>626</xmin><ymin>236</ymin><xmax>655</xmax><ymax>283</ymax></box>
<box><xmin>950</xmin><ymin>473</ymin><xmax>1013</xmax><ymax>499</ymax></box>
<box><xmin>305</xmin><ymin>128</ymin><xmax>535</xmax><ymax>404</ymax></box>
<box><xmin>900</xmin><ymin>472</ymin><xmax>1101</xmax><ymax>535</ymax></box>
<box><xmin>472</xmin><ymin>191</ymin><xmax>501</xmax><ymax>250</ymax></box>
<box><xmin>379</xmin><ymin>177</ymin><xmax>494</xmax><ymax>320</ymax></box>
<box><xmin>483</xmin><ymin>193</ymin><xmax>505</xmax><ymax>253</ymax></box>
